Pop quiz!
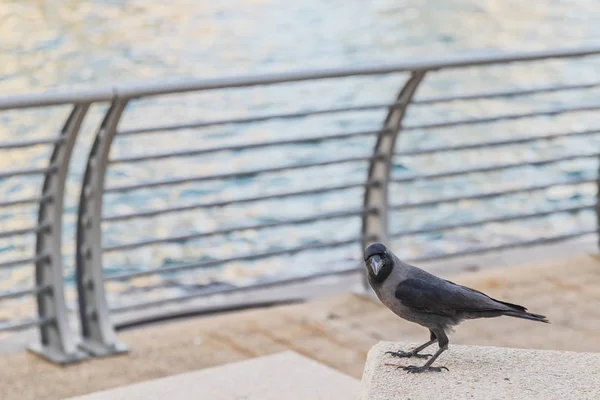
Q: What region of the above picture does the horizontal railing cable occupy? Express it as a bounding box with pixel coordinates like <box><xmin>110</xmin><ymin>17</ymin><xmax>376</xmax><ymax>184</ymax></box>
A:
<box><xmin>103</xmin><ymin>181</ymin><xmax>377</xmax><ymax>222</ymax></box>
<box><xmin>0</xmin><ymin>196</ymin><xmax>49</xmax><ymax>209</ymax></box>
<box><xmin>391</xmin><ymin>203</ymin><xmax>594</xmax><ymax>238</ymax></box>
<box><xmin>391</xmin><ymin>177</ymin><xmax>596</xmax><ymax>211</ymax></box>
<box><xmin>0</xmin><ymin>317</ymin><xmax>52</xmax><ymax>332</ymax></box>
<box><xmin>110</xmin><ymin>129</ymin><xmax>387</xmax><ymax>164</ymax></box>
<box><xmin>115</xmin><ymin>87</ymin><xmax>600</xmax><ymax>139</ymax></box>
<box><xmin>109</xmin><ymin>264</ymin><xmax>362</xmax><ymax>313</ymax></box>
<box><xmin>392</xmin><ymin>152</ymin><xmax>600</xmax><ymax>184</ymax></box>
<box><xmin>104</xmin><ymin>208</ymin><xmax>374</xmax><ymax>252</ymax></box>
<box><xmin>395</xmin><ymin>129</ymin><xmax>600</xmax><ymax>157</ymax></box>
<box><xmin>0</xmin><ymin>137</ymin><xmax>63</xmax><ymax>150</ymax></box>
<box><xmin>118</xmin><ymin>103</ymin><xmax>402</xmax><ymax>136</ymax></box>
<box><xmin>0</xmin><ymin>224</ymin><xmax>49</xmax><ymax>239</ymax></box>
<box><xmin>105</xmin><ymin>236</ymin><xmax>368</xmax><ymax>281</ymax></box>
<box><xmin>403</xmin><ymin>103</ymin><xmax>600</xmax><ymax>131</ymax></box>
<box><xmin>0</xmin><ymin>165</ymin><xmax>56</xmax><ymax>180</ymax></box>
<box><xmin>409</xmin><ymin>229</ymin><xmax>597</xmax><ymax>263</ymax></box>
<box><xmin>414</xmin><ymin>81</ymin><xmax>600</xmax><ymax>104</ymax></box>
<box><xmin>102</xmin><ymin>178</ymin><xmax>592</xmax><ymax>223</ymax></box>
<box><xmin>106</xmin><ymin>155</ymin><xmax>379</xmax><ymax>193</ymax></box>
<box><xmin>0</xmin><ymin>286</ymin><xmax>48</xmax><ymax>302</ymax></box>
<box><xmin>0</xmin><ymin>255</ymin><xmax>48</xmax><ymax>270</ymax></box>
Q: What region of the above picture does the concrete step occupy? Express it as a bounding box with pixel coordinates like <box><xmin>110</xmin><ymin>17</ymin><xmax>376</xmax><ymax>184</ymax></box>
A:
<box><xmin>360</xmin><ymin>341</ymin><xmax>600</xmax><ymax>400</ymax></box>
<box><xmin>65</xmin><ymin>351</ymin><xmax>360</xmax><ymax>400</ymax></box>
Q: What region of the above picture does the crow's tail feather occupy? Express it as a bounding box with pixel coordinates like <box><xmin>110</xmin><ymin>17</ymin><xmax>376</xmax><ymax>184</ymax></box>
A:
<box><xmin>502</xmin><ymin>310</ymin><xmax>550</xmax><ymax>323</ymax></box>
<box><xmin>488</xmin><ymin>297</ymin><xmax>550</xmax><ymax>323</ymax></box>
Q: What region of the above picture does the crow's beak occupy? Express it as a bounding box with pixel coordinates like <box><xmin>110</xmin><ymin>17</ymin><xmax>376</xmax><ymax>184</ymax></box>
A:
<box><xmin>367</xmin><ymin>255</ymin><xmax>383</xmax><ymax>275</ymax></box>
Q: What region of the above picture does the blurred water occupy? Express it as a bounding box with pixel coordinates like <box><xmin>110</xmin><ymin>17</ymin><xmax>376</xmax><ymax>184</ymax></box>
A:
<box><xmin>1</xmin><ymin>0</ymin><xmax>600</xmax><ymax>320</ymax></box>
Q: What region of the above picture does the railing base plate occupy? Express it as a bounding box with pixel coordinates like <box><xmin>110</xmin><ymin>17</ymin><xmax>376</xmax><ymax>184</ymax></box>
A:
<box><xmin>78</xmin><ymin>340</ymin><xmax>129</xmax><ymax>357</ymax></box>
<box><xmin>27</xmin><ymin>342</ymin><xmax>90</xmax><ymax>365</ymax></box>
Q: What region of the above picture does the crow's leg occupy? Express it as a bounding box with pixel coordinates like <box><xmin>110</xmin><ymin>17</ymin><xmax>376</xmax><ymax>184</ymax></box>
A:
<box><xmin>385</xmin><ymin>330</ymin><xmax>437</xmax><ymax>360</ymax></box>
<box><xmin>402</xmin><ymin>329</ymin><xmax>449</xmax><ymax>373</ymax></box>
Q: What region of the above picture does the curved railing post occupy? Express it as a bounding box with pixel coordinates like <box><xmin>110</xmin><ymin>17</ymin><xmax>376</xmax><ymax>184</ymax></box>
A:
<box><xmin>28</xmin><ymin>104</ymin><xmax>90</xmax><ymax>364</ymax></box>
<box><xmin>76</xmin><ymin>98</ymin><xmax>129</xmax><ymax>356</ymax></box>
<box><xmin>361</xmin><ymin>71</ymin><xmax>426</xmax><ymax>289</ymax></box>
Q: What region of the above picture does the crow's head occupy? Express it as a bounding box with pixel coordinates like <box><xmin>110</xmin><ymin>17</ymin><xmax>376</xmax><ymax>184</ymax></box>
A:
<box><xmin>364</xmin><ymin>242</ymin><xmax>392</xmax><ymax>280</ymax></box>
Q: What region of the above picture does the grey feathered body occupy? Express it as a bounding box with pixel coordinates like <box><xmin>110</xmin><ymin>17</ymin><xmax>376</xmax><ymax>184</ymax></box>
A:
<box><xmin>369</xmin><ymin>258</ymin><xmax>448</xmax><ymax>330</ymax></box>
<box><xmin>368</xmin><ymin>254</ymin><xmax>548</xmax><ymax>333</ymax></box>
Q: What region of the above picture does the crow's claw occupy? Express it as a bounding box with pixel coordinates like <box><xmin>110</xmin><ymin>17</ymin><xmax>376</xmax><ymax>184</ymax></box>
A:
<box><xmin>385</xmin><ymin>350</ymin><xmax>432</xmax><ymax>359</ymax></box>
<box><xmin>402</xmin><ymin>365</ymin><xmax>449</xmax><ymax>373</ymax></box>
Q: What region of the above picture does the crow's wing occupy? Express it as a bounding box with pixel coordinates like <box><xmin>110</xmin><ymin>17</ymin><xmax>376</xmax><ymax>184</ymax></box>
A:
<box><xmin>443</xmin><ymin>278</ymin><xmax>528</xmax><ymax>312</ymax></box>
<box><xmin>395</xmin><ymin>278</ymin><xmax>507</xmax><ymax>317</ymax></box>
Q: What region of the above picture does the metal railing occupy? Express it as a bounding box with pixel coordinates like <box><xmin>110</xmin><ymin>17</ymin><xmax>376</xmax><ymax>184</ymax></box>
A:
<box><xmin>0</xmin><ymin>104</ymin><xmax>90</xmax><ymax>364</ymax></box>
<box><xmin>0</xmin><ymin>46</ymin><xmax>599</xmax><ymax>364</ymax></box>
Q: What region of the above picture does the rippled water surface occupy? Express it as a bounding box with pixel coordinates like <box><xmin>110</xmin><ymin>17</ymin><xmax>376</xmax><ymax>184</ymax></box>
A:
<box><xmin>1</xmin><ymin>0</ymin><xmax>600</xmax><ymax>320</ymax></box>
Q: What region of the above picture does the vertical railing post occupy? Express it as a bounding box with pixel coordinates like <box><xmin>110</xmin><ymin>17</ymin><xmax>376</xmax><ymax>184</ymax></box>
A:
<box><xmin>28</xmin><ymin>104</ymin><xmax>90</xmax><ymax>364</ymax></box>
<box><xmin>361</xmin><ymin>71</ymin><xmax>427</xmax><ymax>290</ymax></box>
<box><xmin>76</xmin><ymin>98</ymin><xmax>129</xmax><ymax>356</ymax></box>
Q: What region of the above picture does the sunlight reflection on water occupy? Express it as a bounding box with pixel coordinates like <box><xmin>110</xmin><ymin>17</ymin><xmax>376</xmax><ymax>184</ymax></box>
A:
<box><xmin>1</xmin><ymin>0</ymin><xmax>600</xmax><ymax>320</ymax></box>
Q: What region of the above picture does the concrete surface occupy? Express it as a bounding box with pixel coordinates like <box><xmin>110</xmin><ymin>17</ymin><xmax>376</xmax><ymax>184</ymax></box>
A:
<box><xmin>361</xmin><ymin>341</ymin><xmax>600</xmax><ymax>400</ymax></box>
<box><xmin>1</xmin><ymin>253</ymin><xmax>599</xmax><ymax>400</ymax></box>
<box><xmin>64</xmin><ymin>351</ymin><xmax>359</xmax><ymax>400</ymax></box>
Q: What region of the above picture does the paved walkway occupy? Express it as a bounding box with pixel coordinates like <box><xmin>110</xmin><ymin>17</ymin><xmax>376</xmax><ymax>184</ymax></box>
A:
<box><xmin>1</xmin><ymin>253</ymin><xmax>599</xmax><ymax>400</ymax></box>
